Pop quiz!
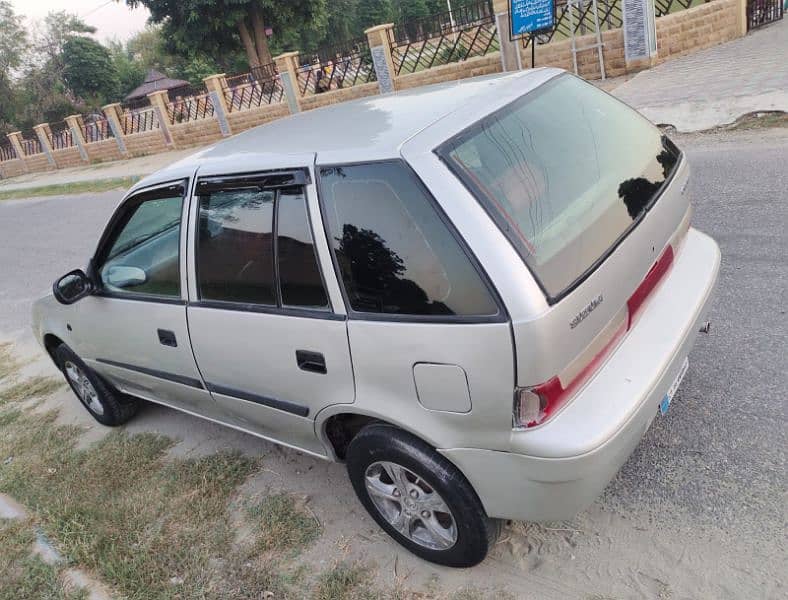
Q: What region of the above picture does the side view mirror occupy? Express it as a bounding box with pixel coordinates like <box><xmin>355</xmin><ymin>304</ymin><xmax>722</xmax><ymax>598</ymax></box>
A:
<box><xmin>104</xmin><ymin>265</ymin><xmax>147</xmax><ymax>289</ymax></box>
<box><xmin>53</xmin><ymin>269</ymin><xmax>94</xmax><ymax>305</ymax></box>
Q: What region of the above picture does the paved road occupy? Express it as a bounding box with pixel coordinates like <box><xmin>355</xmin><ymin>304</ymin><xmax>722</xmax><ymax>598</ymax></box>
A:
<box><xmin>614</xmin><ymin>18</ymin><xmax>788</xmax><ymax>131</ymax></box>
<box><xmin>0</xmin><ymin>129</ymin><xmax>785</xmax><ymax>597</ymax></box>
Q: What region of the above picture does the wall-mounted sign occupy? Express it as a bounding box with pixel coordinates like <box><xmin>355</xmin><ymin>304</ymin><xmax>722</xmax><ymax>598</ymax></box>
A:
<box><xmin>371</xmin><ymin>46</ymin><xmax>394</xmax><ymax>94</ymax></box>
<box><xmin>510</xmin><ymin>0</ymin><xmax>555</xmax><ymax>36</ymax></box>
<box><xmin>623</xmin><ymin>0</ymin><xmax>657</xmax><ymax>62</ymax></box>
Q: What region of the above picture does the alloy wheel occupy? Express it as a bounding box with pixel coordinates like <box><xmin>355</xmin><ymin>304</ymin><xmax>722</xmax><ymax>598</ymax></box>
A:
<box><xmin>63</xmin><ymin>361</ymin><xmax>104</xmax><ymax>416</ymax></box>
<box><xmin>364</xmin><ymin>460</ymin><xmax>457</xmax><ymax>550</ymax></box>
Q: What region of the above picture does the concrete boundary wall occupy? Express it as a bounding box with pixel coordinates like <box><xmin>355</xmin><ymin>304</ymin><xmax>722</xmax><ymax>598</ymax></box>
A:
<box><xmin>0</xmin><ymin>0</ymin><xmax>746</xmax><ymax>180</ymax></box>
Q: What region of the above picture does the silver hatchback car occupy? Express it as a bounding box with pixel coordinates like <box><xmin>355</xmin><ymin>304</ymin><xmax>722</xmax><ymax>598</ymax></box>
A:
<box><xmin>33</xmin><ymin>69</ymin><xmax>720</xmax><ymax>567</ymax></box>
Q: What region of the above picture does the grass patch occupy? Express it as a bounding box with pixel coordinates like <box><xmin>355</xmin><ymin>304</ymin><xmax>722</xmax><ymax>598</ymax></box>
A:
<box><xmin>0</xmin><ymin>177</ymin><xmax>138</xmax><ymax>202</ymax></box>
<box><xmin>723</xmin><ymin>111</ymin><xmax>788</xmax><ymax>132</ymax></box>
<box><xmin>0</xmin><ymin>407</ymin><xmax>268</xmax><ymax>599</ymax></box>
<box><xmin>0</xmin><ymin>520</ymin><xmax>86</xmax><ymax>600</ymax></box>
<box><xmin>313</xmin><ymin>563</ymin><xmax>370</xmax><ymax>600</ymax></box>
<box><xmin>0</xmin><ymin>376</ymin><xmax>63</xmax><ymax>405</ymax></box>
<box><xmin>0</xmin><ymin>342</ymin><xmax>63</xmax><ymax>406</ymax></box>
<box><xmin>0</xmin><ymin>343</ymin><xmax>21</xmax><ymax>382</ymax></box>
<box><xmin>249</xmin><ymin>494</ymin><xmax>320</xmax><ymax>554</ymax></box>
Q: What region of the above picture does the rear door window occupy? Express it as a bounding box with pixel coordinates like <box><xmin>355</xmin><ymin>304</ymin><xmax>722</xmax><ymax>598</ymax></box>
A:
<box><xmin>438</xmin><ymin>73</ymin><xmax>679</xmax><ymax>301</ymax></box>
<box><xmin>196</xmin><ymin>180</ymin><xmax>329</xmax><ymax>310</ymax></box>
<box><xmin>318</xmin><ymin>161</ymin><xmax>499</xmax><ymax>318</ymax></box>
<box><xmin>198</xmin><ymin>188</ymin><xmax>277</xmax><ymax>305</ymax></box>
<box><xmin>277</xmin><ymin>189</ymin><xmax>329</xmax><ymax>308</ymax></box>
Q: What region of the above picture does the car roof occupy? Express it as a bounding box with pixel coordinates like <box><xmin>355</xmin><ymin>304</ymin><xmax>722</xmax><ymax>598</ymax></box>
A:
<box><xmin>130</xmin><ymin>68</ymin><xmax>563</xmax><ymax>193</ymax></box>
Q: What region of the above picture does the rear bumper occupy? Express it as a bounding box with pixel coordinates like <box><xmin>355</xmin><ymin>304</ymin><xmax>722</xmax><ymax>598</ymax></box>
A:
<box><xmin>440</xmin><ymin>228</ymin><xmax>720</xmax><ymax>521</ymax></box>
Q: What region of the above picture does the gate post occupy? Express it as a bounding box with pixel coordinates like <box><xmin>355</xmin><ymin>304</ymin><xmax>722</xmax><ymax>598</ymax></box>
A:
<box><xmin>737</xmin><ymin>0</ymin><xmax>748</xmax><ymax>35</ymax></box>
<box><xmin>492</xmin><ymin>0</ymin><xmax>522</xmax><ymax>71</ymax></box>
<box><xmin>33</xmin><ymin>123</ymin><xmax>57</xmax><ymax>169</ymax></box>
<box><xmin>204</xmin><ymin>73</ymin><xmax>233</xmax><ymax>136</ymax></box>
<box><xmin>274</xmin><ymin>52</ymin><xmax>302</xmax><ymax>114</ymax></box>
<box><xmin>623</xmin><ymin>0</ymin><xmax>659</xmax><ymax>72</ymax></box>
<box><xmin>365</xmin><ymin>24</ymin><xmax>397</xmax><ymax>93</ymax></box>
<box><xmin>102</xmin><ymin>103</ymin><xmax>129</xmax><ymax>156</ymax></box>
<box><xmin>6</xmin><ymin>132</ymin><xmax>28</xmax><ymax>173</ymax></box>
<box><xmin>147</xmin><ymin>90</ymin><xmax>176</xmax><ymax>148</ymax></box>
<box><xmin>65</xmin><ymin>115</ymin><xmax>91</xmax><ymax>163</ymax></box>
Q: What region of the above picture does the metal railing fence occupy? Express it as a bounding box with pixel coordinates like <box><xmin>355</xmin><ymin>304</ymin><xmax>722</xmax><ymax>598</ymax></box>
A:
<box><xmin>746</xmin><ymin>0</ymin><xmax>783</xmax><ymax>28</ymax></box>
<box><xmin>388</xmin><ymin>0</ymin><xmax>499</xmax><ymax>75</ymax></box>
<box><xmin>224</xmin><ymin>64</ymin><xmax>285</xmax><ymax>111</ymax></box>
<box><xmin>296</xmin><ymin>36</ymin><xmax>377</xmax><ymax>96</ymax></box>
<box><xmin>120</xmin><ymin>107</ymin><xmax>159</xmax><ymax>135</ymax></box>
<box><xmin>82</xmin><ymin>118</ymin><xmax>114</xmax><ymax>143</ymax></box>
<box><xmin>168</xmin><ymin>85</ymin><xmax>215</xmax><ymax>123</ymax></box>
<box><xmin>655</xmin><ymin>0</ymin><xmax>694</xmax><ymax>16</ymax></box>
<box><xmin>520</xmin><ymin>0</ymin><xmax>623</xmax><ymax>47</ymax></box>
<box><xmin>19</xmin><ymin>129</ymin><xmax>42</xmax><ymax>155</ymax></box>
<box><xmin>48</xmin><ymin>121</ymin><xmax>74</xmax><ymax>150</ymax></box>
<box><xmin>0</xmin><ymin>142</ymin><xmax>16</xmax><ymax>162</ymax></box>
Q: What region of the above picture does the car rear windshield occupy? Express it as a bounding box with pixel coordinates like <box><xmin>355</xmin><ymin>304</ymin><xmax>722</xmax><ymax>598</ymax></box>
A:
<box><xmin>438</xmin><ymin>73</ymin><xmax>679</xmax><ymax>301</ymax></box>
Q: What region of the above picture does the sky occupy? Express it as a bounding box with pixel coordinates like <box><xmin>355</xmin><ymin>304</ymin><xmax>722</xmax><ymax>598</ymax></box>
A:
<box><xmin>9</xmin><ymin>0</ymin><xmax>151</xmax><ymax>44</ymax></box>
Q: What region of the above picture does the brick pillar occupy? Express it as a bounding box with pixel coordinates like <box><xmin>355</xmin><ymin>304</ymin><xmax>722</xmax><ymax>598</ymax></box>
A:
<box><xmin>147</xmin><ymin>90</ymin><xmax>176</xmax><ymax>148</ymax></box>
<box><xmin>736</xmin><ymin>0</ymin><xmax>748</xmax><ymax>36</ymax></box>
<box><xmin>274</xmin><ymin>52</ymin><xmax>302</xmax><ymax>114</ymax></box>
<box><xmin>492</xmin><ymin>0</ymin><xmax>522</xmax><ymax>71</ymax></box>
<box><xmin>365</xmin><ymin>24</ymin><xmax>397</xmax><ymax>93</ymax></box>
<box><xmin>6</xmin><ymin>132</ymin><xmax>28</xmax><ymax>172</ymax></box>
<box><xmin>622</xmin><ymin>0</ymin><xmax>659</xmax><ymax>72</ymax></box>
<box><xmin>102</xmin><ymin>103</ymin><xmax>128</xmax><ymax>156</ymax></box>
<box><xmin>65</xmin><ymin>115</ymin><xmax>90</xmax><ymax>163</ymax></box>
<box><xmin>204</xmin><ymin>73</ymin><xmax>233</xmax><ymax>136</ymax></box>
<box><xmin>33</xmin><ymin>123</ymin><xmax>57</xmax><ymax>168</ymax></box>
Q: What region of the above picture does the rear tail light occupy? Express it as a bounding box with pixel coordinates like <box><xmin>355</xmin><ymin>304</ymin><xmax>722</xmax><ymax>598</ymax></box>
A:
<box><xmin>514</xmin><ymin>380</ymin><xmax>560</xmax><ymax>428</ymax></box>
<box><xmin>514</xmin><ymin>243</ymin><xmax>676</xmax><ymax>429</ymax></box>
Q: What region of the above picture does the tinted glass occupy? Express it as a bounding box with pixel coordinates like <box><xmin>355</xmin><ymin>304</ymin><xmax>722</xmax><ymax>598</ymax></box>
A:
<box><xmin>100</xmin><ymin>195</ymin><xmax>182</xmax><ymax>297</ymax></box>
<box><xmin>319</xmin><ymin>161</ymin><xmax>498</xmax><ymax>317</ymax></box>
<box><xmin>277</xmin><ymin>189</ymin><xmax>329</xmax><ymax>308</ymax></box>
<box><xmin>197</xmin><ymin>188</ymin><xmax>276</xmax><ymax>304</ymax></box>
<box><xmin>441</xmin><ymin>74</ymin><xmax>679</xmax><ymax>299</ymax></box>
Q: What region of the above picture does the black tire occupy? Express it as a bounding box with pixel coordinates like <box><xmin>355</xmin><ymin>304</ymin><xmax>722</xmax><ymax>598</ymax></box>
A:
<box><xmin>346</xmin><ymin>424</ymin><xmax>500</xmax><ymax>567</ymax></box>
<box><xmin>54</xmin><ymin>344</ymin><xmax>139</xmax><ymax>427</ymax></box>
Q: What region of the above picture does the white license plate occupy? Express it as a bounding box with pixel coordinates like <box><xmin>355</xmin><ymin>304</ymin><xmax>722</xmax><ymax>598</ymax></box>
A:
<box><xmin>660</xmin><ymin>356</ymin><xmax>689</xmax><ymax>415</ymax></box>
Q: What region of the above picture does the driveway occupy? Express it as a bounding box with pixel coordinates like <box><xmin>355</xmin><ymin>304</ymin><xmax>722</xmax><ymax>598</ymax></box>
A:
<box><xmin>613</xmin><ymin>18</ymin><xmax>788</xmax><ymax>131</ymax></box>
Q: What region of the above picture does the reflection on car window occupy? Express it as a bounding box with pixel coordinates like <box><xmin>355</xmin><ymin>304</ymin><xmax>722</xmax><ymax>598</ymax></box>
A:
<box><xmin>319</xmin><ymin>161</ymin><xmax>498</xmax><ymax>317</ymax></box>
<box><xmin>99</xmin><ymin>195</ymin><xmax>182</xmax><ymax>297</ymax></box>
<box><xmin>441</xmin><ymin>74</ymin><xmax>679</xmax><ymax>299</ymax></box>
<box><xmin>277</xmin><ymin>190</ymin><xmax>329</xmax><ymax>308</ymax></box>
<box><xmin>198</xmin><ymin>189</ymin><xmax>276</xmax><ymax>305</ymax></box>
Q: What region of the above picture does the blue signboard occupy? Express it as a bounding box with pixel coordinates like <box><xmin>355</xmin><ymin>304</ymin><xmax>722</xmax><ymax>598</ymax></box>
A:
<box><xmin>510</xmin><ymin>0</ymin><xmax>555</xmax><ymax>35</ymax></box>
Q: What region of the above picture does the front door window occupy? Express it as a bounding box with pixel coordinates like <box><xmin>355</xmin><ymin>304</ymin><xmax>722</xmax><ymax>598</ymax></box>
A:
<box><xmin>97</xmin><ymin>190</ymin><xmax>183</xmax><ymax>298</ymax></box>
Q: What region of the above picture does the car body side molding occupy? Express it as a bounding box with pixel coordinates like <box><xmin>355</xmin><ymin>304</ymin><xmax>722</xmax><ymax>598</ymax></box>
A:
<box><xmin>205</xmin><ymin>382</ymin><xmax>310</xmax><ymax>418</ymax></box>
<box><xmin>95</xmin><ymin>358</ymin><xmax>205</xmax><ymax>389</ymax></box>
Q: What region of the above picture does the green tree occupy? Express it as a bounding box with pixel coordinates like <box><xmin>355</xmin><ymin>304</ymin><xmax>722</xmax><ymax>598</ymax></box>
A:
<box><xmin>107</xmin><ymin>39</ymin><xmax>146</xmax><ymax>97</ymax></box>
<box><xmin>33</xmin><ymin>11</ymin><xmax>97</xmax><ymax>72</ymax></box>
<box><xmin>325</xmin><ymin>0</ymin><xmax>360</xmax><ymax>42</ymax></box>
<box><xmin>11</xmin><ymin>12</ymin><xmax>100</xmax><ymax>130</ymax></box>
<box><xmin>122</xmin><ymin>0</ymin><xmax>328</xmax><ymax>71</ymax></box>
<box><xmin>0</xmin><ymin>1</ymin><xmax>28</xmax><ymax>134</ymax></box>
<box><xmin>62</xmin><ymin>36</ymin><xmax>120</xmax><ymax>108</ymax></box>
<box><xmin>395</xmin><ymin>0</ymin><xmax>431</xmax><ymax>23</ymax></box>
<box><xmin>356</xmin><ymin>0</ymin><xmax>396</xmax><ymax>29</ymax></box>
